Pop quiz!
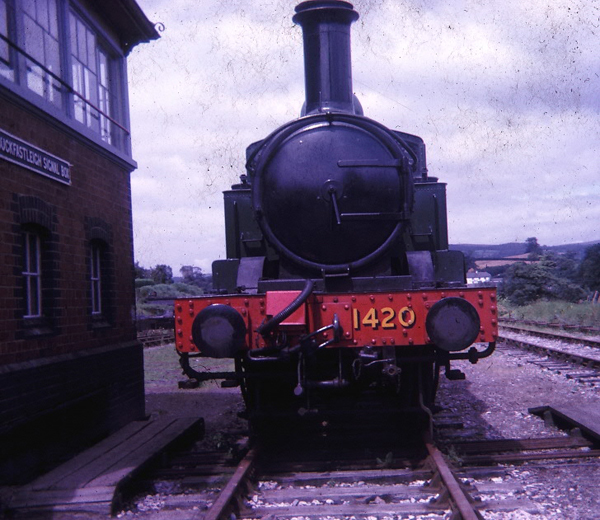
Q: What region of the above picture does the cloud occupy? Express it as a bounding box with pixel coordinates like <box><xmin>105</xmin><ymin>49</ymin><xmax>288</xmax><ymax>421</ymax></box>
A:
<box><xmin>129</xmin><ymin>0</ymin><xmax>600</xmax><ymax>272</ymax></box>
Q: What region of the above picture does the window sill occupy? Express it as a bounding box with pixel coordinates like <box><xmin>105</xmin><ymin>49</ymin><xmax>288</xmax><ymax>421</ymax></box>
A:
<box><xmin>91</xmin><ymin>316</ymin><xmax>112</xmax><ymax>330</ymax></box>
<box><xmin>22</xmin><ymin>317</ymin><xmax>54</xmax><ymax>338</ymax></box>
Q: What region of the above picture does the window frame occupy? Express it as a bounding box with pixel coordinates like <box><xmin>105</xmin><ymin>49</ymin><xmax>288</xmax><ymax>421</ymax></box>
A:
<box><xmin>90</xmin><ymin>240</ymin><xmax>102</xmax><ymax>315</ymax></box>
<box><xmin>23</xmin><ymin>229</ymin><xmax>42</xmax><ymax>318</ymax></box>
<box><xmin>0</xmin><ymin>0</ymin><xmax>16</xmax><ymax>81</ymax></box>
<box><xmin>21</xmin><ymin>0</ymin><xmax>63</xmax><ymax>109</ymax></box>
<box><xmin>85</xmin><ymin>216</ymin><xmax>113</xmax><ymax>329</ymax></box>
<box><xmin>67</xmin><ymin>5</ymin><xmax>124</xmax><ymax>147</ymax></box>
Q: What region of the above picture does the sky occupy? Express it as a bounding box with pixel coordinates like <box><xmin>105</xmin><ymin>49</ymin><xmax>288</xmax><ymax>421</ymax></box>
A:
<box><xmin>127</xmin><ymin>0</ymin><xmax>600</xmax><ymax>274</ymax></box>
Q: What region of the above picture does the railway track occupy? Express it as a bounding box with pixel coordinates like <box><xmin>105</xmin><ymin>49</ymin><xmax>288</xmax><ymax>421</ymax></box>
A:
<box><xmin>129</xmin><ymin>436</ymin><xmax>520</xmax><ymax>519</ymax></box>
<box><xmin>500</xmin><ymin>318</ymin><xmax>600</xmax><ymax>336</ymax></box>
<box><xmin>497</xmin><ymin>324</ymin><xmax>600</xmax><ymax>385</ymax></box>
<box><xmin>499</xmin><ymin>320</ymin><xmax>600</xmax><ymax>348</ymax></box>
<box><xmin>118</xmin><ymin>410</ymin><xmax>600</xmax><ymax>520</ymax></box>
<box><xmin>238</xmin><ymin>431</ymin><xmax>501</xmax><ymax>520</ymax></box>
<box><xmin>138</xmin><ymin>328</ymin><xmax>175</xmax><ymax>347</ymax></box>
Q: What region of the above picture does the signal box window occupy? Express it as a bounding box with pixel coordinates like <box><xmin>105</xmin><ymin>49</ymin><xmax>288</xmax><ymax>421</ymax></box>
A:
<box><xmin>23</xmin><ymin>0</ymin><xmax>62</xmax><ymax>108</ymax></box>
<box><xmin>23</xmin><ymin>230</ymin><xmax>42</xmax><ymax>318</ymax></box>
<box><xmin>0</xmin><ymin>0</ymin><xmax>14</xmax><ymax>81</ymax></box>
<box><xmin>70</xmin><ymin>12</ymin><xmax>114</xmax><ymax>144</ymax></box>
<box><xmin>19</xmin><ymin>197</ymin><xmax>57</xmax><ymax>337</ymax></box>
<box><xmin>0</xmin><ymin>1</ymin><xmax>128</xmax><ymax>152</ymax></box>
<box><xmin>90</xmin><ymin>241</ymin><xmax>102</xmax><ymax>315</ymax></box>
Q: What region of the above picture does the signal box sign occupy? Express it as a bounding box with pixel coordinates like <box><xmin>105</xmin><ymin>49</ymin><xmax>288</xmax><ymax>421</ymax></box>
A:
<box><xmin>0</xmin><ymin>129</ymin><xmax>71</xmax><ymax>185</ymax></box>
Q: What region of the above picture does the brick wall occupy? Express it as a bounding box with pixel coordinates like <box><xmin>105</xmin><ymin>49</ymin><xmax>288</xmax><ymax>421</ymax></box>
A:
<box><xmin>0</xmin><ymin>94</ymin><xmax>145</xmax><ymax>483</ymax></box>
<box><xmin>0</xmin><ymin>97</ymin><xmax>138</xmax><ymax>361</ymax></box>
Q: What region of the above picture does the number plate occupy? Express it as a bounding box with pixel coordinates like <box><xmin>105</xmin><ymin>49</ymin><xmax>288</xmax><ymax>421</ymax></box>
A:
<box><xmin>353</xmin><ymin>306</ymin><xmax>416</xmax><ymax>330</ymax></box>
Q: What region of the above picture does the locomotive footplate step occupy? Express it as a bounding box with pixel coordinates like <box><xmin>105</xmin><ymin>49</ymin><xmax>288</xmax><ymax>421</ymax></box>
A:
<box><xmin>529</xmin><ymin>404</ymin><xmax>600</xmax><ymax>444</ymax></box>
<box><xmin>3</xmin><ymin>417</ymin><xmax>204</xmax><ymax>516</ymax></box>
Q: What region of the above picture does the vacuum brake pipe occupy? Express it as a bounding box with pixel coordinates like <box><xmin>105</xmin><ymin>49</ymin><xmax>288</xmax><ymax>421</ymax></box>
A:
<box><xmin>256</xmin><ymin>279</ymin><xmax>315</xmax><ymax>338</ymax></box>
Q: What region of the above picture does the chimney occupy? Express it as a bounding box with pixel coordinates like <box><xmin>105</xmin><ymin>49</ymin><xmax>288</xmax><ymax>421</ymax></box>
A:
<box><xmin>293</xmin><ymin>1</ymin><xmax>361</xmax><ymax>115</ymax></box>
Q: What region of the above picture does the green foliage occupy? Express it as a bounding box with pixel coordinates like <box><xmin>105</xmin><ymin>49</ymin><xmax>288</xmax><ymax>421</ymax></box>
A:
<box><xmin>180</xmin><ymin>265</ymin><xmax>202</xmax><ymax>285</ymax></box>
<box><xmin>134</xmin><ymin>262</ymin><xmax>212</xmax><ymax>317</ymax></box>
<box><xmin>501</xmin><ymin>262</ymin><xmax>547</xmax><ymax>305</ymax></box>
<box><xmin>134</xmin><ymin>261</ymin><xmax>148</xmax><ymax>279</ymax></box>
<box><xmin>180</xmin><ymin>265</ymin><xmax>213</xmax><ymax>291</ymax></box>
<box><xmin>501</xmin><ymin>251</ymin><xmax>586</xmax><ymax>306</ymax></box>
<box><xmin>135</xmin><ymin>278</ymin><xmax>155</xmax><ymax>288</ymax></box>
<box><xmin>525</xmin><ymin>236</ymin><xmax>542</xmax><ymax>260</ymax></box>
<box><xmin>136</xmin><ymin>282</ymin><xmax>204</xmax><ymax>317</ymax></box>
<box><xmin>139</xmin><ymin>283</ymin><xmax>203</xmax><ymax>299</ymax></box>
<box><xmin>136</xmin><ymin>303</ymin><xmax>169</xmax><ymax>317</ymax></box>
<box><xmin>485</xmin><ymin>264</ymin><xmax>509</xmax><ymax>277</ymax></box>
<box><xmin>150</xmin><ymin>264</ymin><xmax>174</xmax><ymax>284</ymax></box>
<box><xmin>138</xmin><ymin>285</ymin><xmax>200</xmax><ymax>303</ymax></box>
<box><xmin>172</xmin><ymin>282</ymin><xmax>205</xmax><ymax>294</ymax></box>
<box><xmin>579</xmin><ymin>243</ymin><xmax>600</xmax><ymax>291</ymax></box>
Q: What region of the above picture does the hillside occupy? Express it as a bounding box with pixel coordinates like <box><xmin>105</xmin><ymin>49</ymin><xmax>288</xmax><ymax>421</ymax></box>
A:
<box><xmin>450</xmin><ymin>243</ymin><xmax>527</xmax><ymax>260</ymax></box>
<box><xmin>451</xmin><ymin>240</ymin><xmax>600</xmax><ymax>261</ymax></box>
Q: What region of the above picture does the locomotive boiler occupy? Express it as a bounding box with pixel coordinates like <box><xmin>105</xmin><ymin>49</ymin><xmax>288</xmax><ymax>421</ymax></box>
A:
<box><xmin>174</xmin><ymin>0</ymin><xmax>497</xmax><ymax>422</ymax></box>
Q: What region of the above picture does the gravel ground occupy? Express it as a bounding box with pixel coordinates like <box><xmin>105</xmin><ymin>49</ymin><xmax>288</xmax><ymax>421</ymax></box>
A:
<box><xmin>435</xmin><ymin>339</ymin><xmax>600</xmax><ymax>520</ymax></box>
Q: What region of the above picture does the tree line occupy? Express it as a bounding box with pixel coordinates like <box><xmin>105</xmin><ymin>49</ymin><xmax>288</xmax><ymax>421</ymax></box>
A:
<box><xmin>134</xmin><ymin>262</ymin><xmax>213</xmax><ymax>292</ymax></box>
<box><xmin>134</xmin><ymin>263</ymin><xmax>213</xmax><ymax>317</ymax></box>
<box><xmin>134</xmin><ymin>239</ymin><xmax>600</xmax><ymax>309</ymax></box>
<box><xmin>498</xmin><ymin>239</ymin><xmax>600</xmax><ymax>306</ymax></box>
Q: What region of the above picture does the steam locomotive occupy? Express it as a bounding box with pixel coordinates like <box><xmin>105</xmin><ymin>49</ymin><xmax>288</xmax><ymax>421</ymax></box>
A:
<box><xmin>174</xmin><ymin>0</ymin><xmax>497</xmax><ymax>422</ymax></box>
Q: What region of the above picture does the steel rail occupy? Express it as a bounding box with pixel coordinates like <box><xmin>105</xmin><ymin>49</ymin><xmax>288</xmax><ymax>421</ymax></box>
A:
<box><xmin>499</xmin><ymin>336</ymin><xmax>600</xmax><ymax>368</ymax></box>
<box><xmin>424</xmin><ymin>433</ymin><xmax>482</xmax><ymax>520</ymax></box>
<box><xmin>137</xmin><ymin>329</ymin><xmax>174</xmax><ymax>347</ymax></box>
<box><xmin>200</xmin><ymin>446</ymin><xmax>258</xmax><ymax>520</ymax></box>
<box><xmin>499</xmin><ymin>322</ymin><xmax>600</xmax><ymax>349</ymax></box>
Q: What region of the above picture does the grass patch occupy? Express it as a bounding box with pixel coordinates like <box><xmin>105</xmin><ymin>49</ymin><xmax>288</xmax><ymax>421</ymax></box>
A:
<box><xmin>143</xmin><ymin>343</ymin><xmax>181</xmax><ymax>384</ymax></box>
<box><xmin>500</xmin><ymin>299</ymin><xmax>600</xmax><ymax>328</ymax></box>
<box><xmin>143</xmin><ymin>343</ymin><xmax>235</xmax><ymax>385</ymax></box>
